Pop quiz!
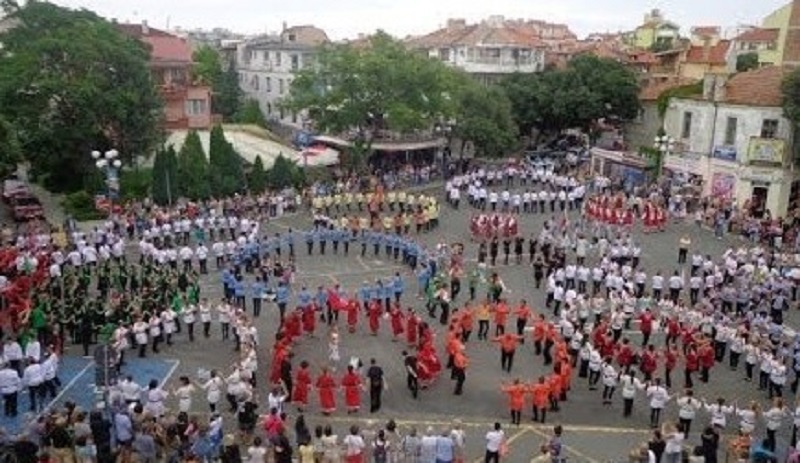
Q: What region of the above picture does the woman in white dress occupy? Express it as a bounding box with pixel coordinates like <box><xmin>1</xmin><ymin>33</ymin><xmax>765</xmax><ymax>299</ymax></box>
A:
<box><xmin>160</xmin><ymin>308</ymin><xmax>177</xmax><ymax>346</ymax></box>
<box><xmin>735</xmin><ymin>401</ymin><xmax>759</xmax><ymax>436</ymax></box>
<box><xmin>328</xmin><ymin>328</ymin><xmax>341</xmax><ymax>370</ymax></box>
<box><xmin>202</xmin><ymin>370</ymin><xmax>224</xmax><ymax>413</ymax></box>
<box><xmin>174</xmin><ymin>376</ymin><xmax>195</xmax><ymax>413</ymax></box>
<box><xmin>144</xmin><ymin>379</ymin><xmax>168</xmax><ymax>417</ymax></box>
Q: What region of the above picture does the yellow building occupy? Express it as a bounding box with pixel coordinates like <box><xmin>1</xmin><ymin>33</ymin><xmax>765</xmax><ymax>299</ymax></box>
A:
<box><xmin>731</xmin><ymin>0</ymin><xmax>800</xmax><ymax>67</ymax></box>
<box><xmin>629</xmin><ymin>9</ymin><xmax>680</xmax><ymax>51</ymax></box>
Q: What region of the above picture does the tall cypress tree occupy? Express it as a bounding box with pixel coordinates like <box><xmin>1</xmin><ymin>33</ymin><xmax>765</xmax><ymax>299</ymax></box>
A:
<box><xmin>177</xmin><ymin>130</ymin><xmax>210</xmax><ymax>200</ymax></box>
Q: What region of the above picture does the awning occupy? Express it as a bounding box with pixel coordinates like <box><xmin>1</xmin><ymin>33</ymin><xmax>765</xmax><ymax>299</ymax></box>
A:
<box><xmin>313</xmin><ymin>135</ymin><xmax>447</xmax><ymax>151</ymax></box>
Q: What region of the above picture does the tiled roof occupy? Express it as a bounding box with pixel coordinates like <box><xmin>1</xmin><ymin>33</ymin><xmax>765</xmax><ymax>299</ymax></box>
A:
<box><xmin>282</xmin><ymin>25</ymin><xmax>329</xmax><ymax>46</ymax></box>
<box><xmin>408</xmin><ymin>19</ymin><xmax>552</xmax><ymax>49</ymax></box>
<box><xmin>639</xmin><ymin>78</ymin><xmax>699</xmax><ymax>101</ymax></box>
<box><xmin>684</xmin><ymin>40</ymin><xmax>730</xmax><ymax>65</ymax></box>
<box><xmin>735</xmin><ymin>28</ymin><xmax>779</xmax><ymax>42</ymax></box>
<box><xmin>118</xmin><ymin>23</ymin><xmax>192</xmax><ymax>63</ymax></box>
<box><xmin>723</xmin><ymin>65</ymin><xmax>788</xmax><ymax>107</ymax></box>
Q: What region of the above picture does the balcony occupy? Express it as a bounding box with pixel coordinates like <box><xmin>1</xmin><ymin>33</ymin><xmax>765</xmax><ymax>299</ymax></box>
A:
<box><xmin>160</xmin><ymin>84</ymin><xmax>188</xmax><ymax>101</ymax></box>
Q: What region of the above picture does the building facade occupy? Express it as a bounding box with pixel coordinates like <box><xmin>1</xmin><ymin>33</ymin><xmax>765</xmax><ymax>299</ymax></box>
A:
<box><xmin>235</xmin><ymin>25</ymin><xmax>328</xmax><ymax>128</ymax></box>
<box><xmin>119</xmin><ymin>22</ymin><xmax>212</xmax><ymax>131</ymax></box>
<box><xmin>627</xmin><ymin>9</ymin><xmax>681</xmax><ymax>50</ymax></box>
<box><xmin>728</xmin><ymin>0</ymin><xmax>800</xmax><ymax>68</ymax></box>
<box><xmin>662</xmin><ymin>67</ymin><xmax>800</xmax><ymax>217</ymax></box>
<box><xmin>407</xmin><ymin>16</ymin><xmax>551</xmax><ymax>85</ymax></box>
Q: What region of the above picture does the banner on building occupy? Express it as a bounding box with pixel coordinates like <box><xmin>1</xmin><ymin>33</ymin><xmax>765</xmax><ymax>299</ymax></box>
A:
<box><xmin>712</xmin><ymin>146</ymin><xmax>737</xmax><ymax>162</ymax></box>
<box><xmin>747</xmin><ymin>138</ymin><xmax>785</xmax><ymax>165</ymax></box>
<box><xmin>711</xmin><ymin>173</ymin><xmax>736</xmax><ymax>199</ymax></box>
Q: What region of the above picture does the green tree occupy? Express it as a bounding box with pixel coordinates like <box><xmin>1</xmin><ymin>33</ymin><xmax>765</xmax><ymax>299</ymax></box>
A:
<box><xmin>501</xmin><ymin>55</ymin><xmax>640</xmax><ymax>140</ymax></box>
<box><xmin>266</xmin><ymin>155</ymin><xmax>297</xmax><ymax>190</ymax></box>
<box><xmin>216</xmin><ymin>66</ymin><xmax>243</xmax><ymax>121</ymax></box>
<box><xmin>453</xmin><ymin>83</ymin><xmax>518</xmax><ymax>158</ymax></box>
<box><xmin>248</xmin><ymin>156</ymin><xmax>268</xmax><ymax>193</ymax></box>
<box><xmin>176</xmin><ymin>130</ymin><xmax>210</xmax><ymax>199</ymax></box>
<box><xmin>736</xmin><ymin>52</ymin><xmax>760</xmax><ymax>72</ymax></box>
<box><xmin>284</xmin><ymin>31</ymin><xmax>459</xmax><ymax>171</ymax></box>
<box><xmin>0</xmin><ymin>116</ymin><xmax>21</xmax><ymax>178</ymax></box>
<box><xmin>208</xmin><ymin>125</ymin><xmax>244</xmax><ymax>197</ymax></box>
<box><xmin>235</xmin><ymin>99</ymin><xmax>267</xmax><ymax>126</ymax></box>
<box><xmin>782</xmin><ymin>67</ymin><xmax>800</xmax><ymax>123</ymax></box>
<box><xmin>192</xmin><ymin>45</ymin><xmax>242</xmax><ymax>121</ymax></box>
<box><xmin>151</xmin><ymin>145</ymin><xmax>177</xmax><ymax>205</ymax></box>
<box><xmin>192</xmin><ymin>45</ymin><xmax>223</xmax><ymax>85</ymax></box>
<box><xmin>0</xmin><ymin>0</ymin><xmax>162</xmax><ymax>192</ymax></box>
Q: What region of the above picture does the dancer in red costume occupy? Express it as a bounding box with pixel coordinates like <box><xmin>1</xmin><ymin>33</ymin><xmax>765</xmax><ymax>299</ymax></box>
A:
<box><xmin>389</xmin><ymin>303</ymin><xmax>405</xmax><ymax>341</ymax></box>
<box><xmin>341</xmin><ymin>364</ymin><xmax>363</xmax><ymax>413</ymax></box>
<box><xmin>345</xmin><ymin>300</ymin><xmax>359</xmax><ymax>334</ymax></box>
<box><xmin>367</xmin><ymin>300</ymin><xmax>381</xmax><ymax>335</ymax></box>
<box><xmin>417</xmin><ymin>337</ymin><xmax>442</xmax><ymax>388</ymax></box>
<box><xmin>315</xmin><ymin>368</ymin><xmax>337</xmax><ymax>415</ymax></box>
<box><xmin>292</xmin><ymin>360</ymin><xmax>312</xmax><ymax>411</ymax></box>
<box><xmin>405</xmin><ymin>308</ymin><xmax>419</xmax><ymax>346</ymax></box>
<box><xmin>301</xmin><ymin>304</ymin><xmax>317</xmax><ymax>337</ymax></box>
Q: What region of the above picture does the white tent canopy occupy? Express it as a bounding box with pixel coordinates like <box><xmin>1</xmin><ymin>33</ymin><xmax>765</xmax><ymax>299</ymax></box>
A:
<box><xmin>165</xmin><ymin>125</ymin><xmax>339</xmax><ymax>169</ymax></box>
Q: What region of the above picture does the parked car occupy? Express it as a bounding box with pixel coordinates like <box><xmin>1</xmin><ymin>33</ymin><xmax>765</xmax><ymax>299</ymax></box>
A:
<box><xmin>10</xmin><ymin>193</ymin><xmax>44</xmax><ymax>221</ymax></box>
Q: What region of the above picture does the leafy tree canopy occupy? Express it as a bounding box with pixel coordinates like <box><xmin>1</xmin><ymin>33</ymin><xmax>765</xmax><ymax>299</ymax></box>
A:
<box><xmin>501</xmin><ymin>55</ymin><xmax>640</xmax><ymax>138</ymax></box>
<box><xmin>284</xmin><ymin>31</ymin><xmax>460</xmax><ymax>157</ymax></box>
<box><xmin>0</xmin><ymin>0</ymin><xmax>162</xmax><ymax>192</ymax></box>
<box><xmin>193</xmin><ymin>45</ymin><xmax>242</xmax><ymax>120</ymax></box>
<box><xmin>452</xmin><ymin>81</ymin><xmax>518</xmax><ymax>158</ymax></box>
<box><xmin>782</xmin><ymin>67</ymin><xmax>800</xmax><ymax>125</ymax></box>
<box><xmin>0</xmin><ymin>116</ymin><xmax>22</xmax><ymax>178</ymax></box>
<box><xmin>736</xmin><ymin>53</ymin><xmax>759</xmax><ymax>73</ymax></box>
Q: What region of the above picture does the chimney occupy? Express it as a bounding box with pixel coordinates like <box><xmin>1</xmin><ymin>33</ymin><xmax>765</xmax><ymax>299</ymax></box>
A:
<box><xmin>702</xmin><ymin>38</ymin><xmax>711</xmax><ymax>62</ymax></box>
<box><xmin>141</xmin><ymin>20</ymin><xmax>149</xmax><ymax>35</ymax></box>
<box><xmin>282</xmin><ymin>21</ymin><xmax>288</xmax><ymax>32</ymax></box>
<box><xmin>446</xmin><ymin>19</ymin><xmax>466</xmax><ymax>31</ymax></box>
<box><xmin>702</xmin><ymin>73</ymin><xmax>716</xmax><ymax>100</ymax></box>
<box><xmin>712</xmin><ymin>73</ymin><xmax>727</xmax><ymax>102</ymax></box>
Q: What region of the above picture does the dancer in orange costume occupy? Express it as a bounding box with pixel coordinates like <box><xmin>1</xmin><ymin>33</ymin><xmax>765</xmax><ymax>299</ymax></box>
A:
<box><xmin>529</xmin><ymin>376</ymin><xmax>550</xmax><ymax>423</ymax></box>
<box><xmin>292</xmin><ymin>360</ymin><xmax>312</xmax><ymax>411</ymax></box>
<box><xmin>315</xmin><ymin>368</ymin><xmax>337</xmax><ymax>415</ymax></box>
<box><xmin>492</xmin><ymin>300</ymin><xmax>509</xmax><ymax>336</ymax></box>
<box><xmin>501</xmin><ymin>379</ymin><xmax>527</xmax><ymax>425</ymax></box>
<box><xmin>340</xmin><ymin>364</ymin><xmax>363</xmax><ymax>413</ymax></box>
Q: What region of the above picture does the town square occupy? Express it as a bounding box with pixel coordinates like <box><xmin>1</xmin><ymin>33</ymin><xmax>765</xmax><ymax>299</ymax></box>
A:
<box><xmin>1</xmin><ymin>0</ymin><xmax>800</xmax><ymax>462</ymax></box>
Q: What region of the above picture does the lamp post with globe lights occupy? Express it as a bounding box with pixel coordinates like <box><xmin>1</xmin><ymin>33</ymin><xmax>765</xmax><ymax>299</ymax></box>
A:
<box><xmin>91</xmin><ymin>149</ymin><xmax>122</xmax><ymax>211</ymax></box>
<box><xmin>652</xmin><ymin>134</ymin><xmax>675</xmax><ymax>180</ymax></box>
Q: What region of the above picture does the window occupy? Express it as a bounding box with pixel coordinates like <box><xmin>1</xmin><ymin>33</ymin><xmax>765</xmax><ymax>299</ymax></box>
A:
<box><xmin>760</xmin><ymin>119</ymin><xmax>779</xmax><ymax>138</ymax></box>
<box><xmin>267</xmin><ymin>103</ymin><xmax>272</xmax><ymax>115</ymax></box>
<box><xmin>279</xmin><ymin>78</ymin><xmax>284</xmax><ymax>94</ymax></box>
<box><xmin>266</xmin><ymin>77</ymin><xmax>272</xmax><ymax>93</ymax></box>
<box><xmin>724</xmin><ymin>116</ymin><xmax>737</xmax><ymax>145</ymax></box>
<box><xmin>185</xmin><ymin>99</ymin><xmax>207</xmax><ymax>116</ymax></box>
<box><xmin>251</xmin><ymin>75</ymin><xmax>259</xmax><ymax>91</ymax></box>
<box><xmin>681</xmin><ymin>111</ymin><xmax>692</xmax><ymax>139</ymax></box>
<box><xmin>276</xmin><ymin>52</ymin><xmax>282</xmax><ymax>67</ymax></box>
<box><xmin>291</xmin><ymin>54</ymin><xmax>299</xmax><ymax>71</ymax></box>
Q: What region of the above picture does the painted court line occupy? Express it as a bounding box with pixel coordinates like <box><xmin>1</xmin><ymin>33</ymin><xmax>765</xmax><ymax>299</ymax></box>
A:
<box><xmin>162</xmin><ymin>359</ymin><xmax>181</xmax><ymax>386</ymax></box>
<box><xmin>44</xmin><ymin>361</ymin><xmax>93</xmax><ymax>413</ymax></box>
<box><xmin>472</xmin><ymin>428</ymin><xmax>530</xmax><ymax>463</ymax></box>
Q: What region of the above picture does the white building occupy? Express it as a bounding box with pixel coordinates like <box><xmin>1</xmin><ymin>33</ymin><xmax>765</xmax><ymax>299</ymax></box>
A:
<box><xmin>407</xmin><ymin>16</ymin><xmax>551</xmax><ymax>85</ymax></box>
<box><xmin>663</xmin><ymin>66</ymin><xmax>800</xmax><ymax>217</ymax></box>
<box><xmin>235</xmin><ymin>25</ymin><xmax>328</xmax><ymax>127</ymax></box>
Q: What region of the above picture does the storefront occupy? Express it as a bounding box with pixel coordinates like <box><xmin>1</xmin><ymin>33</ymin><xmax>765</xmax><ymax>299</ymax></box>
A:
<box><xmin>589</xmin><ymin>148</ymin><xmax>648</xmax><ymax>190</ymax></box>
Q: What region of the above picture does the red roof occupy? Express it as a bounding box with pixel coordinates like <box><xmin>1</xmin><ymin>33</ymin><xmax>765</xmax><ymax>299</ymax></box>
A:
<box><xmin>723</xmin><ymin>65</ymin><xmax>788</xmax><ymax>107</ymax></box>
<box><xmin>735</xmin><ymin>28</ymin><xmax>779</xmax><ymax>42</ymax></box>
<box><xmin>639</xmin><ymin>78</ymin><xmax>699</xmax><ymax>101</ymax></box>
<box><xmin>684</xmin><ymin>40</ymin><xmax>730</xmax><ymax>65</ymax></box>
<box><xmin>118</xmin><ymin>23</ymin><xmax>192</xmax><ymax>63</ymax></box>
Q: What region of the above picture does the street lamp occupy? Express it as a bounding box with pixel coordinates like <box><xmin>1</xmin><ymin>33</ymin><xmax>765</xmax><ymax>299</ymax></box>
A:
<box><xmin>435</xmin><ymin>120</ymin><xmax>455</xmax><ymax>180</ymax></box>
<box><xmin>91</xmin><ymin>149</ymin><xmax>122</xmax><ymax>212</ymax></box>
<box><xmin>653</xmin><ymin>134</ymin><xmax>675</xmax><ymax>179</ymax></box>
